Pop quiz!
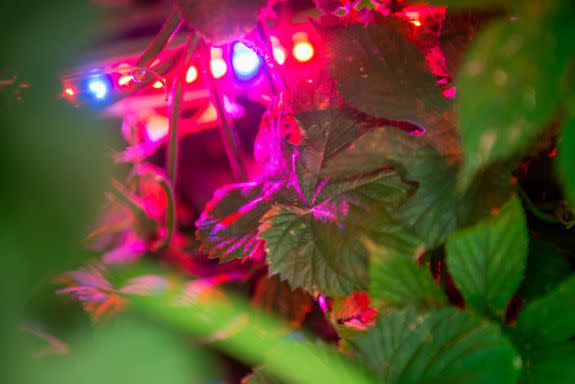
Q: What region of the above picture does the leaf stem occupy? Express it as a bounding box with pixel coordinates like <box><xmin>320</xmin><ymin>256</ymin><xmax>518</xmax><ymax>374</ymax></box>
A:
<box><xmin>167</xmin><ymin>34</ymin><xmax>200</xmax><ymax>186</ymax></box>
<box><xmin>136</xmin><ymin>8</ymin><xmax>183</xmax><ymax>69</ymax></box>
<box><xmin>153</xmin><ymin>174</ymin><xmax>177</xmax><ymax>251</ymax></box>
<box><xmin>203</xmin><ymin>44</ymin><xmax>248</xmax><ymax>181</ymax></box>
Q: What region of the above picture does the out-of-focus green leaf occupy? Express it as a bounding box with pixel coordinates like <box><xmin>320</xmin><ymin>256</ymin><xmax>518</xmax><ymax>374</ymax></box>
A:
<box><xmin>457</xmin><ymin>5</ymin><xmax>575</xmax><ymax>188</ymax></box>
<box><xmin>352</xmin><ymin>306</ymin><xmax>521</xmax><ymax>384</ymax></box>
<box><xmin>446</xmin><ymin>196</ymin><xmax>528</xmax><ymax>318</ymax></box>
<box><xmin>557</xmin><ymin>94</ymin><xmax>575</xmax><ymax>205</ymax></box>
<box><xmin>259</xmin><ymin>205</ymin><xmax>368</xmax><ymax>296</ymax></box>
<box><xmin>519</xmin><ymin>342</ymin><xmax>575</xmax><ymax>384</ymax></box>
<box><xmin>130</xmin><ymin>284</ymin><xmax>377</xmax><ymax>384</ymax></box>
<box><xmin>28</xmin><ymin>319</ymin><xmax>215</xmax><ymax>384</ymax></box>
<box><xmin>514</xmin><ymin>276</ymin><xmax>575</xmax><ymax>347</ymax></box>
<box><xmin>517</xmin><ymin>238</ymin><xmax>571</xmax><ymax>301</ymax></box>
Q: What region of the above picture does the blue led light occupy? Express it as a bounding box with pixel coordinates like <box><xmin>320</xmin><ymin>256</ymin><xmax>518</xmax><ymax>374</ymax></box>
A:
<box><xmin>231</xmin><ymin>42</ymin><xmax>262</xmax><ymax>81</ymax></box>
<box><xmin>87</xmin><ymin>77</ymin><xmax>109</xmax><ymax>100</ymax></box>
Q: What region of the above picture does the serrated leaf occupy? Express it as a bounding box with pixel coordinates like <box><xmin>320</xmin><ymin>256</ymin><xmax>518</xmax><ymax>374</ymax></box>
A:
<box><xmin>352</xmin><ymin>306</ymin><xmax>521</xmax><ymax>384</ymax></box>
<box><xmin>259</xmin><ymin>205</ymin><xmax>368</xmax><ymax>296</ymax></box>
<box><xmin>292</xmin><ymin>109</ymin><xmax>367</xmax><ymax>203</ymax></box>
<box><xmin>398</xmin><ymin>147</ymin><xmax>459</xmax><ymax>248</ymax></box>
<box><xmin>517</xmin><ymin>238</ymin><xmax>571</xmax><ymax>301</ymax></box>
<box><xmin>196</xmin><ymin>182</ymin><xmax>279</xmax><ymax>262</ymax></box>
<box><xmin>446</xmin><ymin>196</ymin><xmax>528</xmax><ymax>318</ymax></box>
<box><xmin>369</xmin><ymin>239</ymin><xmax>446</xmax><ymax>310</ymax></box>
<box><xmin>316</xmin><ymin>20</ymin><xmax>450</xmax><ymax>125</ymax></box>
<box><xmin>457</xmin><ymin>8</ymin><xmax>574</xmax><ymax>187</ymax></box>
<box><xmin>252</xmin><ymin>275</ymin><xmax>313</xmax><ymax>328</ymax></box>
<box><xmin>519</xmin><ymin>342</ymin><xmax>575</xmax><ymax>384</ymax></box>
<box><xmin>514</xmin><ymin>276</ymin><xmax>575</xmax><ymax>347</ymax></box>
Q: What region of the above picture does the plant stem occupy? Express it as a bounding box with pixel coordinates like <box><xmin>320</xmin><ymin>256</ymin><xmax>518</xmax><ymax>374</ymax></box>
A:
<box><xmin>110</xmin><ymin>178</ymin><xmax>152</xmax><ymax>226</ymax></box>
<box><xmin>203</xmin><ymin>45</ymin><xmax>248</xmax><ymax>181</ymax></box>
<box><xmin>256</xmin><ymin>21</ymin><xmax>286</xmax><ymax>94</ymax></box>
<box><xmin>136</xmin><ymin>8</ymin><xmax>183</xmax><ymax>69</ymax></box>
<box><xmin>167</xmin><ymin>34</ymin><xmax>200</xmax><ymax>186</ymax></box>
<box><xmin>153</xmin><ymin>174</ymin><xmax>177</xmax><ymax>250</ymax></box>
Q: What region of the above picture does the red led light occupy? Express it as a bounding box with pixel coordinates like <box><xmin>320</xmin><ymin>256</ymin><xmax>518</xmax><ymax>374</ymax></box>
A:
<box><xmin>118</xmin><ymin>75</ymin><xmax>132</xmax><ymax>86</ymax></box>
<box><xmin>152</xmin><ymin>80</ymin><xmax>164</xmax><ymax>89</ymax></box>
<box><xmin>293</xmin><ymin>41</ymin><xmax>314</xmax><ymax>62</ymax></box>
<box><xmin>186</xmin><ymin>65</ymin><xmax>199</xmax><ymax>83</ymax></box>
<box><xmin>64</xmin><ymin>88</ymin><xmax>75</xmax><ymax>96</ymax></box>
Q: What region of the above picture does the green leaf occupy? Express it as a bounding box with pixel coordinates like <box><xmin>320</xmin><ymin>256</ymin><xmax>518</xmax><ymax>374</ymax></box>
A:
<box><xmin>195</xmin><ymin>182</ymin><xmax>279</xmax><ymax>262</ymax></box>
<box><xmin>557</xmin><ymin>96</ymin><xmax>575</xmax><ymax>205</ymax></box>
<box><xmin>315</xmin><ymin>20</ymin><xmax>450</xmax><ymax>126</ymax></box>
<box><xmin>446</xmin><ymin>196</ymin><xmax>528</xmax><ymax>318</ymax></box>
<box><xmin>259</xmin><ymin>205</ymin><xmax>368</xmax><ymax>296</ymax></box>
<box><xmin>352</xmin><ymin>307</ymin><xmax>521</xmax><ymax>384</ymax></box>
<box><xmin>520</xmin><ymin>342</ymin><xmax>575</xmax><ymax>384</ymax></box>
<box><xmin>517</xmin><ymin>238</ymin><xmax>571</xmax><ymax>301</ymax></box>
<box><xmin>29</xmin><ymin>319</ymin><xmax>214</xmax><ymax>384</ymax></box>
<box><xmin>457</xmin><ymin>10</ymin><xmax>573</xmax><ymax>187</ymax></box>
<box><xmin>368</xmin><ymin>238</ymin><xmax>447</xmax><ymax>310</ymax></box>
<box><xmin>398</xmin><ymin>148</ymin><xmax>459</xmax><ymax>248</ymax></box>
<box><xmin>514</xmin><ymin>276</ymin><xmax>575</xmax><ymax>347</ymax></box>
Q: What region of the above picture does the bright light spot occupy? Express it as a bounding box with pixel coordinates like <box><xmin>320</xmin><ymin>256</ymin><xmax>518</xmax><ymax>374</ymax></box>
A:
<box><xmin>273</xmin><ymin>48</ymin><xmax>286</xmax><ymax>65</ymax></box>
<box><xmin>210</xmin><ymin>58</ymin><xmax>228</xmax><ymax>79</ymax></box>
<box><xmin>231</xmin><ymin>42</ymin><xmax>262</xmax><ymax>80</ymax></box>
<box><xmin>88</xmin><ymin>79</ymin><xmax>108</xmax><ymax>100</ymax></box>
<box><xmin>411</xmin><ymin>20</ymin><xmax>422</xmax><ymax>27</ymax></box>
<box><xmin>145</xmin><ymin>114</ymin><xmax>169</xmax><ymax>142</ymax></box>
<box><xmin>152</xmin><ymin>80</ymin><xmax>164</xmax><ymax>89</ymax></box>
<box><xmin>293</xmin><ymin>41</ymin><xmax>315</xmax><ymax>62</ymax></box>
<box><xmin>64</xmin><ymin>88</ymin><xmax>75</xmax><ymax>96</ymax></box>
<box><xmin>118</xmin><ymin>75</ymin><xmax>133</xmax><ymax>86</ymax></box>
<box><xmin>186</xmin><ymin>65</ymin><xmax>199</xmax><ymax>83</ymax></box>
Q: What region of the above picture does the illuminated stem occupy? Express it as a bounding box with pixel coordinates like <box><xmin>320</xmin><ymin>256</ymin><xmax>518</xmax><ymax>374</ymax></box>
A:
<box><xmin>203</xmin><ymin>47</ymin><xmax>248</xmax><ymax>181</ymax></box>
<box><xmin>153</xmin><ymin>174</ymin><xmax>177</xmax><ymax>250</ymax></box>
<box><xmin>136</xmin><ymin>8</ymin><xmax>183</xmax><ymax>69</ymax></box>
<box><xmin>256</xmin><ymin>21</ymin><xmax>285</xmax><ymax>94</ymax></box>
<box><xmin>167</xmin><ymin>34</ymin><xmax>200</xmax><ymax>186</ymax></box>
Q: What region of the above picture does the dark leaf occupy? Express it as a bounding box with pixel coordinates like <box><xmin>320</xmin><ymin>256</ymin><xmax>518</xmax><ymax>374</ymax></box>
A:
<box><xmin>519</xmin><ymin>342</ymin><xmax>575</xmax><ymax>384</ymax></box>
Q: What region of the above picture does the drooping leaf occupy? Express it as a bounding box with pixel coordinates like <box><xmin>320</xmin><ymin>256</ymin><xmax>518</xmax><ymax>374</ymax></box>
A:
<box><xmin>252</xmin><ymin>274</ymin><xmax>313</xmax><ymax>328</ymax></box>
<box><xmin>352</xmin><ymin>306</ymin><xmax>521</xmax><ymax>384</ymax></box>
<box><xmin>368</xmin><ymin>237</ymin><xmax>446</xmax><ymax>310</ymax></box>
<box><xmin>446</xmin><ymin>196</ymin><xmax>528</xmax><ymax>318</ymax></box>
<box><xmin>519</xmin><ymin>342</ymin><xmax>575</xmax><ymax>384</ymax></box>
<box><xmin>517</xmin><ymin>238</ymin><xmax>571</xmax><ymax>301</ymax></box>
<box><xmin>513</xmin><ymin>276</ymin><xmax>575</xmax><ymax>347</ymax></box>
<box><xmin>315</xmin><ymin>19</ymin><xmax>450</xmax><ymax>126</ymax></box>
<box><xmin>457</xmin><ymin>6</ymin><xmax>575</xmax><ymax>187</ymax></box>
<box><xmin>176</xmin><ymin>0</ymin><xmax>265</xmax><ymax>44</ymax></box>
<box><xmin>259</xmin><ymin>205</ymin><xmax>368</xmax><ymax>296</ymax></box>
<box><xmin>196</xmin><ymin>182</ymin><xmax>281</xmax><ymax>262</ymax></box>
